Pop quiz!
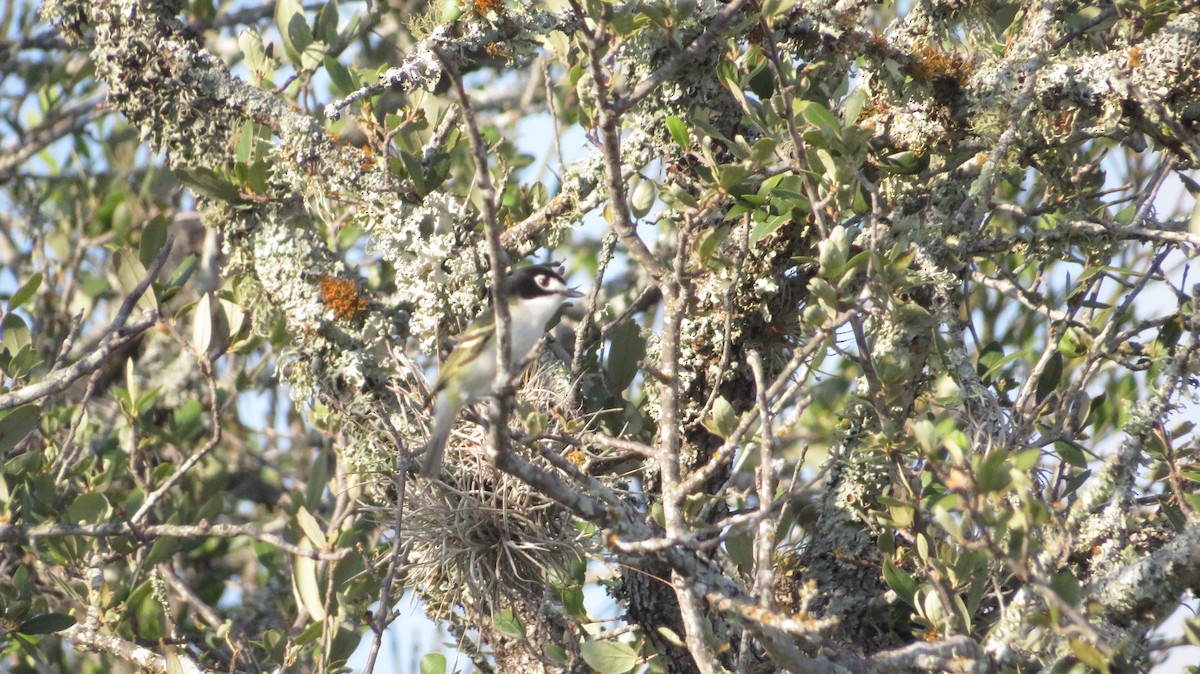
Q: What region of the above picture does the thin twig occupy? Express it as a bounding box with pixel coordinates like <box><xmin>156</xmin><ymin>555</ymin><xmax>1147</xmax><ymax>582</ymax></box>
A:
<box><xmin>131</xmin><ymin>350</ymin><xmax>220</xmax><ymax>524</ymax></box>
<box><xmin>362</xmin><ymin>471</ymin><xmax>407</xmax><ymax>674</ymax></box>
<box><xmin>0</xmin><ymin>236</ymin><xmax>173</xmax><ymax>411</ymax></box>
<box><xmin>60</xmin><ymin>623</ymin><xmax>206</xmax><ymax>674</ymax></box>
<box><xmin>570</xmin><ymin>230</ymin><xmax>619</xmax><ymax>407</ymax></box>
<box><xmin>0</xmin><ymin>521</ymin><xmax>350</xmax><ymax>560</ymax></box>
<box><xmin>572</xmin><ymin>0</ymin><xmax>667</xmax><ymax>282</ymax></box>
<box><xmin>433</xmin><ymin>47</ymin><xmax>517</xmax><ymax>475</ymax></box>
<box><xmin>613</xmin><ymin>0</ymin><xmax>752</xmax><ymax>114</ymax></box>
<box><xmin>681</xmin><ymin>308</ymin><xmax>858</xmax><ymax>495</ymax></box>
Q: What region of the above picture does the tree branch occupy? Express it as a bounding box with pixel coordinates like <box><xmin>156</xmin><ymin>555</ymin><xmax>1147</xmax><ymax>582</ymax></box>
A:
<box><xmin>0</xmin><ymin>521</ymin><xmax>349</xmax><ymax>560</ymax></box>
<box><xmin>60</xmin><ymin>624</ymin><xmax>206</xmax><ymax>674</ymax></box>
<box><xmin>0</xmin><ymin>235</ymin><xmax>172</xmax><ymax>411</ymax></box>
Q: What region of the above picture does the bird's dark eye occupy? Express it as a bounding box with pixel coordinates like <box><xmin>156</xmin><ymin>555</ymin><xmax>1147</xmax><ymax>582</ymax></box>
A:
<box><xmin>536</xmin><ymin>274</ymin><xmax>551</xmax><ymax>288</ymax></box>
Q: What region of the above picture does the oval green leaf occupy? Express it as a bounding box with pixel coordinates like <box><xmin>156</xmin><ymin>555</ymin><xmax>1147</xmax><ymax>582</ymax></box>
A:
<box><xmin>580</xmin><ymin>638</ymin><xmax>639</xmax><ymax>674</ymax></box>
<box><xmin>664</xmin><ymin>115</ymin><xmax>690</xmax><ymax>149</ymax></box>
<box><xmin>18</xmin><ymin>613</ymin><xmax>76</xmax><ymax>635</ymax></box>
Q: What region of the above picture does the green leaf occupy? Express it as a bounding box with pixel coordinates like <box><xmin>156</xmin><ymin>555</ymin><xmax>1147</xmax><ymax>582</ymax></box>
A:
<box><xmin>698</xmin><ymin>224</ymin><xmax>731</xmax><ymax>261</ymax></box>
<box><xmin>1183</xmin><ymin>617</ymin><xmax>1200</xmax><ymax>645</ymax></box>
<box><xmin>144</xmin><ymin>537</ymin><xmax>180</xmax><ymax>566</ymax></box>
<box><xmin>294</xmin><ymin>620</ymin><xmax>323</xmax><ymax>645</ymax></box>
<box><xmin>716</xmin><ymin>165</ymin><xmax>751</xmax><ymax>193</ymax></box>
<box><xmin>882</xmin><ymin>559</ymin><xmax>917</xmax><ymax>606</ymax></box>
<box><xmin>659</xmin><ymin>183</ymin><xmax>699</xmax><ymax>210</ymax></box>
<box><xmin>2</xmin><ymin>313</ymin><xmax>31</xmax><ymax>354</ymax></box>
<box><xmin>747</xmin><ymin>61</ymin><xmax>775</xmax><ymax>99</ymax></box>
<box><xmin>4</xmin><ymin>447</ymin><xmax>43</xmax><ymax>476</ymax></box>
<box><xmin>1057</xmin><ymin>441</ymin><xmax>1089</xmax><ymax>468</ymax></box>
<box><xmin>749</xmin><ymin>212</ymin><xmax>791</xmax><ymax>244</ymax></box>
<box><xmin>0</xmin><ymin>405</ymin><xmax>41</xmax><ymax>454</ymax></box>
<box><xmin>3</xmin><ymin>345</ymin><xmax>42</xmax><ymax>380</ymax></box>
<box><xmin>67</xmin><ymin>492</ymin><xmax>111</xmax><ymax>524</ymax></box>
<box><xmin>817</xmin><ymin>225</ymin><xmax>849</xmax><ymax>278</ymax></box>
<box><xmin>1067</xmin><ymin>639</ymin><xmax>1107</xmax><ymax>670</ymax></box>
<box><xmin>716</xmin><ymin>58</ymin><xmax>745</xmax><ymax>108</ymax></box>
<box><xmin>239</xmin><ymin>29</ymin><xmax>270</xmax><ymax>76</ymax></box>
<box><xmin>167</xmin><ymin>255</ymin><xmax>198</xmax><ymax>289</ymax></box>
<box><xmin>294</xmin><ymin>547</ymin><xmax>326</xmax><ymax>620</ymax></box>
<box><xmin>18</xmin><ymin>613</ymin><xmax>76</xmax><ymax>635</ymax></box>
<box><xmin>8</xmin><ymin>273</ymin><xmax>42</xmax><ymax>311</ymax></box>
<box><xmin>1051</xmin><ymin>570</ymin><xmax>1081</xmax><ymax>606</ymax></box>
<box><xmin>315</xmin><ymin>0</ymin><xmax>340</xmax><ymax>42</ymax></box>
<box><xmin>630</xmin><ymin>178</ymin><xmax>657</xmax><ymax>219</ymax></box>
<box><xmin>139</xmin><ymin>217</ymin><xmax>169</xmax><ymax>268</ymax></box>
<box><xmin>562</xmin><ymin>585</ymin><xmax>587</xmax><ymax>618</ymax></box>
<box><xmin>192</xmin><ymin>293</ymin><xmax>213</xmax><ymax>354</ymax></box>
<box><xmin>493</xmin><ymin>609</ymin><xmax>526</xmax><ymax>639</ymax></box>
<box><xmin>878</xmin><ymin>151</ymin><xmax>927</xmax><ymax>175</ymax></box>
<box><xmin>175</xmin><ymin>167</ymin><xmax>243</xmax><ymax>203</ymax></box>
<box><xmin>974</xmin><ymin>451</ymin><xmax>1012</xmax><ymax>493</ymax></box>
<box><xmin>656</xmin><ymin>625</ymin><xmax>686</xmax><ymax>647</ymax></box>
<box><xmin>547</xmin><ymin>556</ymin><xmax>586</xmax><ymax>588</ymax></box>
<box><xmin>794</xmin><ymin>100</ymin><xmax>841</xmax><ymax>141</ymax></box>
<box><xmin>545</xmin><ymin>644</ymin><xmax>568</xmax><ymax>663</ymax></box>
<box><xmin>440</xmin><ymin>0</ymin><xmax>463</xmax><ymax>22</ymax></box>
<box><xmin>760</xmin><ymin>0</ymin><xmax>797</xmax><ymax>18</ymax></box>
<box><xmin>1013</xmin><ymin>448</ymin><xmax>1041</xmax><ymax>472</ymax></box>
<box><xmin>1035</xmin><ymin>352</ymin><xmax>1063</xmax><ymax>404</ymax></box>
<box><xmin>296</xmin><ymin>505</ymin><xmax>328</xmax><ymax>549</ymax></box>
<box><xmin>165</xmin><ymin>646</ymin><xmax>185</xmax><ymax>674</ymax></box>
<box><xmin>605</xmin><ymin>321</ymin><xmax>646</xmax><ymax>393</ymax></box>
<box><xmin>580</xmin><ymin>638</ymin><xmax>639</xmax><ymax>674</ymax></box>
<box><xmin>276</xmin><ymin>0</ymin><xmax>314</xmax><ymax>66</ymax></box>
<box><xmin>725</xmin><ymin>533</ymin><xmax>754</xmax><ymax>574</ymax></box>
<box><xmin>420</xmin><ymin>653</ymin><xmax>447</xmax><ymax>674</ymax></box>
<box><xmin>702</xmin><ymin>396</ymin><xmax>737</xmax><ymax>439</ymax></box>
<box><xmin>400</xmin><ymin>151</ymin><xmax>428</xmax><ymax>196</ymax></box>
<box><xmin>325</xmin><ymin>57</ymin><xmax>357</xmax><ymax>94</ymax></box>
<box><xmin>664</xmin><ymin>115</ymin><xmax>690</xmax><ymax>148</ymax></box>
<box><xmin>113</xmin><ymin>251</ymin><xmax>158</xmax><ymax>313</ymax></box>
<box><xmin>749</xmin><ymin>137</ymin><xmax>777</xmax><ymax>164</ymax></box>
<box><xmin>842</xmin><ymin>87</ymin><xmax>868</xmax><ymax>126</ymax></box>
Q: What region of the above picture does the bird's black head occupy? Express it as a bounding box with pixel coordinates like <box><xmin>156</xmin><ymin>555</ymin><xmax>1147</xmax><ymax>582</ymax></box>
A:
<box><xmin>505</xmin><ymin>265</ymin><xmax>583</xmax><ymax>300</ymax></box>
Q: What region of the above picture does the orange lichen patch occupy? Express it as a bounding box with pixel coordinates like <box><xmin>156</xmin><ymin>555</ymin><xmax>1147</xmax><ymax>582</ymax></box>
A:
<box><xmin>869</xmin><ymin>29</ymin><xmax>890</xmax><ymax>51</ymax></box>
<box><xmin>909</xmin><ymin>43</ymin><xmax>975</xmax><ymax>85</ymax></box>
<box><xmin>566</xmin><ymin>449</ymin><xmax>587</xmax><ymax>467</ymax></box>
<box><xmin>317</xmin><ymin>275</ymin><xmax>369</xmax><ymax>321</ymax></box>
<box><xmin>470</xmin><ymin>0</ymin><xmax>505</xmax><ymax>15</ymax></box>
<box><xmin>359</xmin><ymin>145</ymin><xmax>376</xmax><ymax>170</ymax></box>
<box><xmin>1052</xmin><ymin>109</ymin><xmax>1075</xmax><ymax>135</ymax></box>
<box><xmin>484</xmin><ymin>42</ymin><xmax>511</xmax><ymax>59</ymax></box>
<box><xmin>1128</xmin><ymin>45</ymin><xmax>1142</xmax><ymax>69</ymax></box>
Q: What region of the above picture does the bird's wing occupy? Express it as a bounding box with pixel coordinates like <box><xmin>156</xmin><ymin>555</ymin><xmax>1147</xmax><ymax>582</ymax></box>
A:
<box><xmin>430</xmin><ymin>307</ymin><xmax>495</xmax><ymax>396</ymax></box>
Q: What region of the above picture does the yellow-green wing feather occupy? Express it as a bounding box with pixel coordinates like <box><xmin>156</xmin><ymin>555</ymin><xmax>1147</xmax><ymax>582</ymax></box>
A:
<box><xmin>431</xmin><ymin>307</ymin><xmax>495</xmax><ymax>396</ymax></box>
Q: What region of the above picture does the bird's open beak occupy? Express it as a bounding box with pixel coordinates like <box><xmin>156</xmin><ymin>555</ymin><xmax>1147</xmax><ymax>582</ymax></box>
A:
<box><xmin>564</xmin><ymin>287</ymin><xmax>585</xmax><ymax>299</ymax></box>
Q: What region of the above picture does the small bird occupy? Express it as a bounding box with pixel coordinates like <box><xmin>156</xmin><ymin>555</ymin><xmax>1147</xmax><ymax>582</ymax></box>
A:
<box><xmin>420</xmin><ymin>265</ymin><xmax>584</xmax><ymax>477</ymax></box>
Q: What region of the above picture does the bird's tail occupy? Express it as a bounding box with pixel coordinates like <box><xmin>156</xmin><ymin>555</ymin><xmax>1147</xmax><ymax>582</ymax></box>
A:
<box><xmin>419</xmin><ymin>397</ymin><xmax>456</xmax><ymax>478</ymax></box>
